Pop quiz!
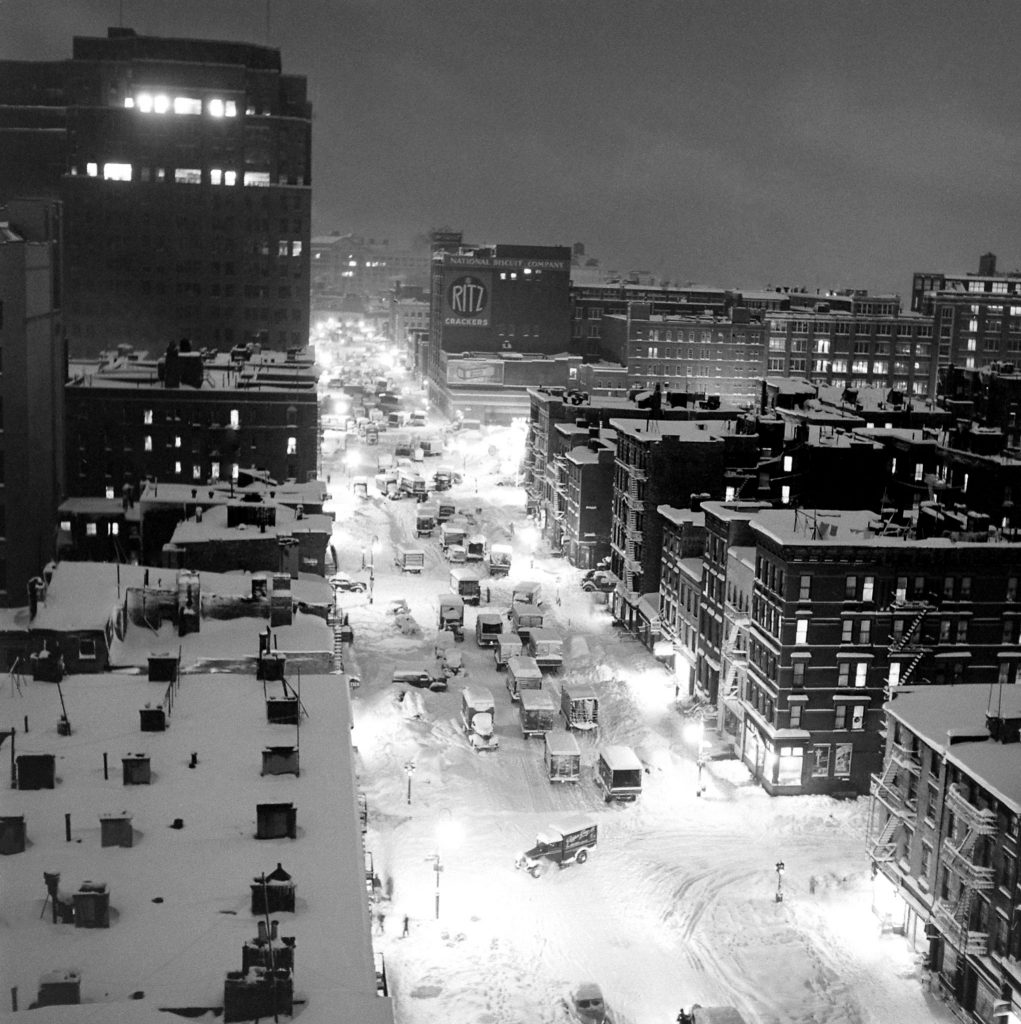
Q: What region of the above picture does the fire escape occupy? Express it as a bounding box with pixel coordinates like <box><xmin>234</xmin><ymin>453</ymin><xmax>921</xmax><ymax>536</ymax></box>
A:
<box><xmin>930</xmin><ymin>784</ymin><xmax>997</xmax><ymax>955</ymax></box>
<box><xmin>550</xmin><ymin>453</ymin><xmax>569</xmax><ymax>552</ymax></box>
<box><xmin>719</xmin><ymin>615</ymin><xmax>750</xmax><ymax>706</ymax></box>
<box><xmin>619</xmin><ymin>468</ymin><xmax>645</xmax><ymax>598</ymax></box>
<box><xmin>886</xmin><ymin>597</ymin><xmax>934</xmax><ymax>692</ymax></box>
<box><xmin>866</xmin><ymin>732</ymin><xmax>922</xmax><ymax>864</ymax></box>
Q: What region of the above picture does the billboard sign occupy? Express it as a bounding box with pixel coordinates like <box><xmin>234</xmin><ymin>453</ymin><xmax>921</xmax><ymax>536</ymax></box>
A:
<box><xmin>446</xmin><ymin>359</ymin><xmax>504</xmax><ymax>385</ymax></box>
<box><xmin>443</xmin><ymin>271</ymin><xmax>491</xmax><ymax>328</ymax></box>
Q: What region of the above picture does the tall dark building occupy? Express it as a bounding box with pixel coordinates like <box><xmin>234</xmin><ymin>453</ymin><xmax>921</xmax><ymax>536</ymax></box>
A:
<box><xmin>0</xmin><ymin>28</ymin><xmax>312</xmax><ymax>358</ymax></box>
<box><xmin>0</xmin><ymin>199</ymin><xmax>66</xmax><ymax>606</ymax></box>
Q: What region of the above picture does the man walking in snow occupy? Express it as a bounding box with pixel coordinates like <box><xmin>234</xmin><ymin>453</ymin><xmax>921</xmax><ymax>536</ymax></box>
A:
<box><xmin>401</xmin><ymin>914</ymin><xmax>410</xmax><ymax>937</ymax></box>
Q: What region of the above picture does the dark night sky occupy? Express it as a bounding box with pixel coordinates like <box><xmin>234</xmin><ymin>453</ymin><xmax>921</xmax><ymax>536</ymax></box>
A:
<box><xmin>6</xmin><ymin>0</ymin><xmax>1021</xmax><ymax>295</ymax></box>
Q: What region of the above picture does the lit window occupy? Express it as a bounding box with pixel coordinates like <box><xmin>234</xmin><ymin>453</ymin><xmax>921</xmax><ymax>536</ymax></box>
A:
<box><xmin>210</xmin><ymin>461</ymin><xmax>220</xmax><ymax>481</ymax></box>
<box><xmin>173</xmin><ymin>96</ymin><xmax>202</xmax><ymax>115</ymax></box>
<box><xmin>153</xmin><ymin>94</ymin><xmax>170</xmax><ymax>114</ymax></box>
<box><xmin>243</xmin><ymin>171</ymin><xmax>270</xmax><ymax>187</ymax></box>
<box><xmin>888</xmin><ymin>662</ymin><xmax>901</xmax><ymax>687</ymax></box>
<box><xmin>86</xmin><ymin>522</ymin><xmax>97</xmax><ymax>536</ymax></box>
<box><xmin>287</xmin><ymin>436</ymin><xmax>297</xmax><ymax>455</ymax></box>
<box><xmin>111</xmin><ymin>522</ymin><xmax>119</xmax><ymax>536</ymax></box>
<box><xmin>136</xmin><ymin>93</ymin><xmax>153</xmax><ymax>112</ymax></box>
<box><xmin>143</xmin><ymin>409</ymin><xmax>153</xmax><ymax>425</ymax></box>
<box><xmin>914</xmin><ymin>463</ymin><xmax>923</xmax><ymax>482</ymax></box>
<box><xmin>855</xmin><ymin>663</ymin><xmax>867</xmax><ymax>687</ymax></box>
<box><xmin>230</xmin><ymin>409</ymin><xmax>240</xmax><ymax>429</ymax></box>
<box><xmin>851</xmin><ymin>705</ymin><xmax>865</xmax><ymax>730</ymax></box>
<box><xmin>210</xmin><ymin>169</ymin><xmax>223</xmax><ymax>185</ymax></box>
<box><xmin>783</xmin><ymin>455</ymin><xmax>793</xmax><ymax>473</ymax></box>
<box><xmin>291</xmin><ymin>241</ymin><xmax>302</xmax><ymax>257</ymax></box>
<box><xmin>60</xmin><ymin>520</ymin><xmax>71</xmax><ymax>532</ymax></box>
<box><xmin>192</xmin><ymin>464</ymin><xmax>202</xmax><ymax>480</ymax></box>
<box><xmin>174</xmin><ymin>168</ymin><xmax>201</xmax><ymax>185</ymax></box>
<box><xmin>725</xmin><ymin>486</ymin><xmax>736</xmax><ymax>501</ymax></box>
<box><xmin>207</xmin><ymin>98</ymin><xmax>225</xmax><ymax>117</ymax></box>
<box><xmin>224</xmin><ymin>100</ymin><xmax>237</xmax><ymax>117</ymax></box>
<box><xmin>781</xmin><ymin>484</ymin><xmax>791</xmax><ymax>505</ymax></box>
<box><xmin>105</xmin><ymin>486</ymin><xmax>115</xmax><ymax>499</ymax></box>
<box><xmin>174</xmin><ymin>436</ymin><xmax>182</xmax><ymax>448</ymax></box>
<box><xmin>144</xmin><ymin>435</ymin><xmax>153</xmax><ymax>452</ymax></box>
<box><xmin>224</xmin><ymin>170</ymin><xmax>237</xmax><ymax>186</ymax></box>
<box><xmin>174</xmin><ymin>461</ymin><xmax>182</xmax><ymax>475</ymax></box>
<box><xmin>103</xmin><ymin>162</ymin><xmax>132</xmax><ymax>181</ymax></box>
<box><xmin>231</xmin><ymin>463</ymin><xmax>239</xmax><ymax>482</ymax></box>
<box><xmin>862</xmin><ymin>576</ymin><xmax>874</xmax><ymax>602</ymax></box>
<box><xmin>795</xmin><ymin>619</ymin><xmax>808</xmax><ymax>644</ymax></box>
<box><xmin>86</xmin><ymin>162</ymin><xmax>98</xmax><ymax>177</ymax></box>
<box><xmin>279</xmin><ymin>241</ymin><xmax>290</xmax><ymax>257</ymax></box>
<box><xmin>123</xmin><ymin>96</ymin><xmax>135</xmax><ymax>109</ymax></box>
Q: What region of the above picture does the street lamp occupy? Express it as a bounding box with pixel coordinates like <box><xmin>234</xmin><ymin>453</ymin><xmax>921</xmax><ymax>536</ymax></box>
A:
<box><xmin>404</xmin><ymin>760</ymin><xmax>415</xmax><ymax>805</ymax></box>
<box><xmin>430</xmin><ymin>813</ymin><xmax>463</xmax><ymax>920</ymax></box>
<box><xmin>775</xmin><ymin>860</ymin><xmax>785</xmax><ymax>903</ymax></box>
<box><xmin>695</xmin><ymin>717</ymin><xmax>708</xmax><ymax>798</ymax></box>
<box><xmin>368</xmin><ymin>534</ymin><xmax>380</xmax><ymax>604</ymax></box>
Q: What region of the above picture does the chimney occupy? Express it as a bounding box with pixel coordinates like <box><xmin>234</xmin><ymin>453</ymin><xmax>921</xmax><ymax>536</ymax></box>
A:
<box><xmin>978</xmin><ymin>252</ymin><xmax>997</xmax><ymax>276</ymax></box>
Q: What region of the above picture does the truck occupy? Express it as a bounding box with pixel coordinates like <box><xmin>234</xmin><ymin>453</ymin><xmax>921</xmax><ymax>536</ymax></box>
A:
<box><xmin>494</xmin><ymin>634</ymin><xmax>523</xmax><ymax>670</ymax></box>
<box><xmin>393</xmin><ymin>432</ymin><xmax>413</xmax><ymax>457</ymax></box>
<box><xmin>544</xmin><ymin>730</ymin><xmax>581</xmax><ymax>781</ymax></box>
<box><xmin>465</xmin><ymin>534</ymin><xmax>487</xmax><ymax>562</ymax></box>
<box><xmin>514</xmin><ymin>819</ymin><xmax>597</xmax><ymax>877</ymax></box>
<box><xmin>352</xmin><ymin>475</ymin><xmax>370</xmax><ymax>499</ymax></box>
<box><xmin>387</xmin><ymin>410</ymin><xmax>410</xmax><ymax>429</ymax></box>
<box><xmin>394</xmin><ymin>544</ymin><xmax>425</xmax><ymax>573</ymax></box>
<box><xmin>488</xmin><ymin>543</ymin><xmax>512</xmax><ymax>577</ymax></box>
<box><xmin>526</xmin><ymin>628</ymin><xmax>564</xmax><ymax>673</ymax></box>
<box><xmin>445</xmin><ymin>543</ymin><xmax>467</xmax><ymax>564</ymax></box>
<box><xmin>519</xmin><ymin>688</ymin><xmax>557</xmax><ymax>738</ymax></box>
<box><xmin>433</xmin><ymin>466</ymin><xmax>453</xmax><ymax>491</ymax></box>
<box><xmin>437</xmin><ymin>499</ymin><xmax>457</xmax><ymax>522</ymax></box>
<box><xmin>439</xmin><ymin>519</ymin><xmax>467</xmax><ymax>550</ymax></box>
<box><xmin>416</xmin><ymin>506</ymin><xmax>437</xmax><ymax>537</ymax></box>
<box><xmin>438</xmin><ymin>594</ymin><xmax>465</xmax><ymax>638</ymax></box>
<box><xmin>399</xmin><ymin>471</ymin><xmax>428</xmax><ymax>499</ymax></box>
<box><xmin>506</xmin><ymin>655</ymin><xmax>542</xmax><ymax>701</ymax></box>
<box><xmin>409</xmin><ymin>410</ymin><xmax>427</xmax><ymax>428</ymax></box>
<box><xmin>560</xmin><ymin>682</ymin><xmax>598</xmax><ymax>731</ymax></box>
<box><xmin>449</xmin><ymin>566</ymin><xmax>482</xmax><ymax>605</ymax></box>
<box><xmin>509</xmin><ymin>602</ymin><xmax>545</xmax><ymax>644</ymax></box>
<box><xmin>511</xmin><ymin>580</ymin><xmax>542</xmax><ymax>606</ymax></box>
<box><xmin>391</xmin><ymin>662</ymin><xmax>445</xmax><ymax>692</ymax></box>
<box><xmin>475</xmin><ymin>611</ymin><xmax>503</xmax><ymax>647</ymax></box>
<box><xmin>460</xmin><ymin>686</ymin><xmax>498</xmax><ymax>751</ymax></box>
<box><xmin>595</xmin><ymin>745</ymin><xmax>643</xmax><ymax>803</ymax></box>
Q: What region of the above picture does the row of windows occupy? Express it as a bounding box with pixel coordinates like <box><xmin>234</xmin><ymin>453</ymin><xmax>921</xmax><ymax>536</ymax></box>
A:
<box><xmin>79</xmin><ymin>165</ymin><xmax>307</xmax><ymax>189</ymax></box>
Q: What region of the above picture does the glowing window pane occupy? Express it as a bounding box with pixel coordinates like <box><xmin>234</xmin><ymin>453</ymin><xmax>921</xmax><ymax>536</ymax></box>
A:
<box><xmin>173</xmin><ymin>96</ymin><xmax>202</xmax><ymax>115</ymax></box>
<box><xmin>153</xmin><ymin>94</ymin><xmax>170</xmax><ymax>114</ymax></box>
<box><xmin>103</xmin><ymin>162</ymin><xmax>132</xmax><ymax>181</ymax></box>
<box><xmin>207</xmin><ymin>98</ymin><xmax>225</xmax><ymax>118</ymax></box>
<box><xmin>224</xmin><ymin>100</ymin><xmax>237</xmax><ymax>117</ymax></box>
<box><xmin>224</xmin><ymin>171</ymin><xmax>237</xmax><ymax>186</ymax></box>
<box><xmin>86</xmin><ymin>162</ymin><xmax>98</xmax><ymax>177</ymax></box>
<box><xmin>210</xmin><ymin>169</ymin><xmax>223</xmax><ymax>185</ymax></box>
<box><xmin>136</xmin><ymin>93</ymin><xmax>153</xmax><ymax>113</ymax></box>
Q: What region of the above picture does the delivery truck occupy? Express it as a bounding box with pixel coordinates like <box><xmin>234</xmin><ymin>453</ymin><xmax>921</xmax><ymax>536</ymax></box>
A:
<box><xmin>506</xmin><ymin>655</ymin><xmax>543</xmax><ymax>701</ymax></box>
<box><xmin>465</xmin><ymin>534</ymin><xmax>487</xmax><ymax>561</ymax></box>
<box><xmin>416</xmin><ymin>506</ymin><xmax>437</xmax><ymax>537</ymax></box>
<box><xmin>560</xmin><ymin>682</ymin><xmax>599</xmax><ymax>731</ymax></box>
<box><xmin>509</xmin><ymin>602</ymin><xmax>545</xmax><ymax>644</ymax></box>
<box><xmin>488</xmin><ymin>543</ymin><xmax>512</xmax><ymax>577</ymax></box>
<box><xmin>394</xmin><ymin>544</ymin><xmax>425</xmax><ymax>573</ymax></box>
<box><xmin>514</xmin><ymin>819</ymin><xmax>597</xmax><ymax>877</ymax></box>
<box><xmin>449</xmin><ymin>566</ymin><xmax>482</xmax><ymax>605</ymax></box>
<box><xmin>438</xmin><ymin>594</ymin><xmax>465</xmax><ymax>638</ymax></box>
<box><xmin>494</xmin><ymin>634</ymin><xmax>523</xmax><ymax>670</ymax></box>
<box><xmin>595</xmin><ymin>745</ymin><xmax>643</xmax><ymax>803</ymax></box>
<box><xmin>544</xmin><ymin>730</ymin><xmax>581</xmax><ymax>782</ymax></box>
<box><xmin>460</xmin><ymin>686</ymin><xmax>498</xmax><ymax>751</ymax></box>
<box><xmin>440</xmin><ymin>519</ymin><xmax>468</xmax><ymax>550</ymax></box>
<box><xmin>526</xmin><ymin>628</ymin><xmax>564</xmax><ymax>673</ymax></box>
<box><xmin>511</xmin><ymin>580</ymin><xmax>542</xmax><ymax>606</ymax></box>
<box><xmin>519</xmin><ymin>688</ymin><xmax>557</xmax><ymax>738</ymax></box>
<box><xmin>475</xmin><ymin>611</ymin><xmax>503</xmax><ymax>647</ymax></box>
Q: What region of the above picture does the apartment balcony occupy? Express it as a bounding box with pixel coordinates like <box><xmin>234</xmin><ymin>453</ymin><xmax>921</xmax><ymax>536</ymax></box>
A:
<box><xmin>945</xmin><ymin>784</ymin><xmax>999</xmax><ymax>838</ymax></box>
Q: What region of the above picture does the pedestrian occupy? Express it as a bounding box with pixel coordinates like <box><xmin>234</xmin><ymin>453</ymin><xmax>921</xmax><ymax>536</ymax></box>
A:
<box><xmin>401</xmin><ymin>914</ymin><xmax>410</xmax><ymax>937</ymax></box>
<box><xmin>486</xmin><ymin>586</ymin><xmax>491</xmax><ymax>604</ymax></box>
<box><xmin>376</xmin><ymin>911</ymin><xmax>386</xmax><ymax>934</ymax></box>
<box><xmin>645</xmin><ymin>382</ymin><xmax>663</xmax><ymax>431</ymax></box>
<box><xmin>509</xmin><ymin>522</ymin><xmax>515</xmax><ymax>537</ymax></box>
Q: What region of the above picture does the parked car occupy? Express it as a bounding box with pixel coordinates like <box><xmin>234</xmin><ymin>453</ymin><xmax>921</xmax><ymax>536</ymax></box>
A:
<box><xmin>515</xmin><ymin>819</ymin><xmax>597</xmax><ymax>877</ymax></box>
<box><xmin>581</xmin><ymin>571</ymin><xmax>615</xmax><ymax>593</ymax></box>
<box><xmin>329</xmin><ymin>573</ymin><xmax>367</xmax><ymax>593</ymax></box>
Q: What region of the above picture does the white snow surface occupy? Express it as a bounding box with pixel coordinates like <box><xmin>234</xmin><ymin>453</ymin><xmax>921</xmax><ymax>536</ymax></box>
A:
<box><xmin>1</xmin><ymin>419</ymin><xmax>958</xmax><ymax>1024</ymax></box>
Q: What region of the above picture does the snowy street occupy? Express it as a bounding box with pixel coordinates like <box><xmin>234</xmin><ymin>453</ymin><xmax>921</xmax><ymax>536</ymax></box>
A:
<box><xmin>324</xmin><ymin>419</ymin><xmax>956</xmax><ymax>1024</ymax></box>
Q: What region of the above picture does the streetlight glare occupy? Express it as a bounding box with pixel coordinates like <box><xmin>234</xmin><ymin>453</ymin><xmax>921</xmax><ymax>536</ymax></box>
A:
<box><xmin>435</xmin><ymin>818</ymin><xmax>463</xmax><ymax>849</ymax></box>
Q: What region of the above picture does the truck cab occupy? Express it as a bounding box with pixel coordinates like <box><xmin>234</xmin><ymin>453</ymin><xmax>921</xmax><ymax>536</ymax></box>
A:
<box><xmin>488</xmin><ymin>543</ymin><xmax>512</xmax><ymax>577</ymax></box>
<box><xmin>475</xmin><ymin>611</ymin><xmax>503</xmax><ymax>647</ymax></box>
<box><xmin>515</xmin><ymin>820</ymin><xmax>597</xmax><ymax>877</ymax></box>
<box><xmin>460</xmin><ymin>686</ymin><xmax>498</xmax><ymax>751</ymax></box>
